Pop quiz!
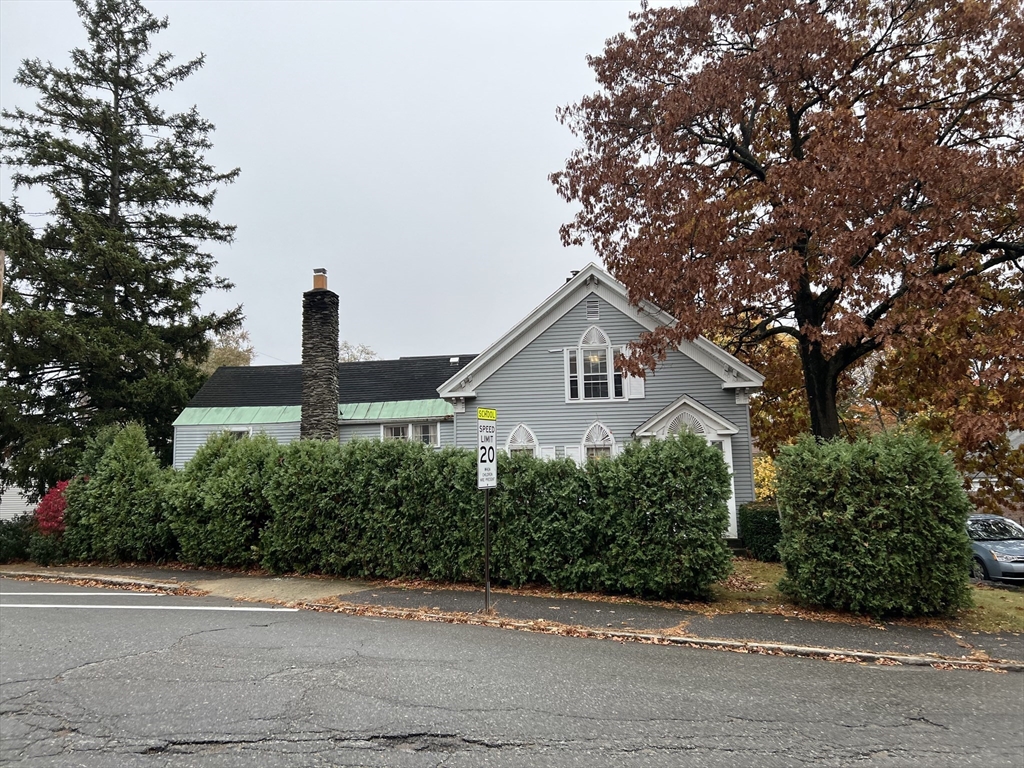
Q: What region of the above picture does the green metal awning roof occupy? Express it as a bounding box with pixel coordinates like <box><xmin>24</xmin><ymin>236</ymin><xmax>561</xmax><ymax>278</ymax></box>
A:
<box><xmin>173</xmin><ymin>399</ymin><xmax>453</xmax><ymax>427</ymax></box>
<box><xmin>340</xmin><ymin>399</ymin><xmax>453</xmax><ymax>422</ymax></box>
<box><xmin>173</xmin><ymin>406</ymin><xmax>301</xmax><ymax>426</ymax></box>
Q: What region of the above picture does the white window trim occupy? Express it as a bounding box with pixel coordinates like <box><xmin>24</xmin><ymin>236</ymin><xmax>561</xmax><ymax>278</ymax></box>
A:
<box><xmin>564</xmin><ymin>326</ymin><xmax>630</xmax><ymax>404</ymax></box>
<box><xmin>379</xmin><ymin>421</ymin><xmax>441</xmax><ymax>447</ymax></box>
<box><xmin>581</xmin><ymin>421</ymin><xmax>616</xmax><ymax>461</ymax></box>
<box><xmin>506</xmin><ymin>423</ymin><xmax>539</xmax><ymax>458</ymax></box>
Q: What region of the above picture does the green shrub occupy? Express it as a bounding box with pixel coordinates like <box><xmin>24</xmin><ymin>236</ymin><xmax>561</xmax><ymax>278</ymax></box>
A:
<box><xmin>27</xmin><ymin>531</ymin><xmax>66</xmax><ymax>566</ymax></box>
<box><xmin>776</xmin><ymin>432</ymin><xmax>973</xmax><ymax>617</ymax></box>
<box><xmin>489</xmin><ymin>452</ymin><xmax>590</xmax><ymax>589</ymax></box>
<box><xmin>260</xmin><ymin>434</ymin><xmax>732</xmax><ymax>600</ymax></box>
<box><xmin>593</xmin><ymin>433</ymin><xmax>733</xmax><ymax>598</ymax></box>
<box><xmin>62</xmin><ymin>423</ymin><xmax>174</xmax><ymax>563</ymax></box>
<box><xmin>738</xmin><ymin>500</ymin><xmax>782</xmax><ymax>562</ymax></box>
<box><xmin>260</xmin><ymin>439</ymin><xmax>351</xmax><ymax>574</ymax></box>
<box><xmin>0</xmin><ymin>514</ymin><xmax>33</xmax><ymax>563</ymax></box>
<box><xmin>168</xmin><ymin>433</ymin><xmax>282</xmax><ymax>567</ymax></box>
<box><xmin>418</xmin><ymin>446</ymin><xmax>481</xmax><ymax>582</ymax></box>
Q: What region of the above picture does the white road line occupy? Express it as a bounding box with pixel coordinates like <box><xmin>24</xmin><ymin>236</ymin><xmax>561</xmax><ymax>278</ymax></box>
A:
<box><xmin>0</xmin><ymin>592</ymin><xmax>161</xmax><ymax>596</ymax></box>
<box><xmin>0</xmin><ymin>604</ymin><xmax>299</xmax><ymax>612</ymax></box>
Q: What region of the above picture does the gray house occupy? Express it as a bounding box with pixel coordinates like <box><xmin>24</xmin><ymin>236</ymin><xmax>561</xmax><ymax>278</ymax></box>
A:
<box><xmin>172</xmin><ymin>264</ymin><xmax>764</xmax><ymax>536</ymax></box>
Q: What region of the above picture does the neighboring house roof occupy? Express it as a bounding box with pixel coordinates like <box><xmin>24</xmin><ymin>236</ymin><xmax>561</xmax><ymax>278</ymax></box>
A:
<box><xmin>437</xmin><ymin>263</ymin><xmax>764</xmax><ymax>400</ymax></box>
<box><xmin>184</xmin><ymin>355</ymin><xmax>477</xmax><ymax>409</ymax></box>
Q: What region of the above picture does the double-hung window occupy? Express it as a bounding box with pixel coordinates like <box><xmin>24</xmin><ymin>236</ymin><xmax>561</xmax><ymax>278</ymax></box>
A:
<box><xmin>582</xmin><ymin>348</ymin><xmax>609</xmax><ymax>399</ymax></box>
<box><xmin>383</xmin><ymin>424</ymin><xmax>408</xmax><ymax>441</ymax></box>
<box><xmin>566</xmin><ymin>325</ymin><xmax>641</xmax><ymax>402</ymax></box>
<box><xmin>383</xmin><ymin>423</ymin><xmax>438</xmax><ymax>446</ymax></box>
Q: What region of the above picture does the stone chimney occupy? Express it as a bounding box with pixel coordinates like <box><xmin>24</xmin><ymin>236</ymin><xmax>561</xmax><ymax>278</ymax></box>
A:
<box><xmin>301</xmin><ymin>268</ymin><xmax>340</xmax><ymax>440</ymax></box>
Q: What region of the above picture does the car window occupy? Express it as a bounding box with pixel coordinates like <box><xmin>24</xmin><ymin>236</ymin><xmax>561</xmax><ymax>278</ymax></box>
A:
<box><xmin>967</xmin><ymin>517</ymin><xmax>1024</xmax><ymax>542</ymax></box>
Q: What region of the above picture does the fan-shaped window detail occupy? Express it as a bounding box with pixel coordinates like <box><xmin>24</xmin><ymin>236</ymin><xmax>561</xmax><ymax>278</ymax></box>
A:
<box><xmin>507</xmin><ymin>423</ymin><xmax>538</xmax><ymax>457</ymax></box>
<box><xmin>667</xmin><ymin>412</ymin><xmax>706</xmax><ymax>436</ymax></box>
<box><xmin>583</xmin><ymin>422</ymin><xmax>615</xmax><ymax>461</ymax></box>
<box><xmin>579</xmin><ymin>325</ymin><xmax>610</xmax><ymax>346</ymax></box>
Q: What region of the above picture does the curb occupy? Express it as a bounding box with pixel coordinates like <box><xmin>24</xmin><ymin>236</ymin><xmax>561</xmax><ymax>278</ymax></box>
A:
<box><xmin>5</xmin><ymin>570</ymin><xmax>1021</xmax><ymax>673</ymax></box>
<box><xmin>307</xmin><ymin>602</ymin><xmax>1024</xmax><ymax>673</ymax></box>
<box><xmin>2</xmin><ymin>570</ymin><xmax>190</xmax><ymax>593</ymax></box>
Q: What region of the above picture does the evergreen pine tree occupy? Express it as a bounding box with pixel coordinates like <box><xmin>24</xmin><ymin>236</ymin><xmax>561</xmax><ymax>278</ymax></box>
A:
<box><xmin>0</xmin><ymin>0</ymin><xmax>241</xmax><ymax>497</ymax></box>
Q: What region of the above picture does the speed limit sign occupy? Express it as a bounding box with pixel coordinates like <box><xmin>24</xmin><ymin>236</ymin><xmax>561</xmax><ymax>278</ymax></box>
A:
<box><xmin>477</xmin><ymin>408</ymin><xmax>497</xmax><ymax>489</ymax></box>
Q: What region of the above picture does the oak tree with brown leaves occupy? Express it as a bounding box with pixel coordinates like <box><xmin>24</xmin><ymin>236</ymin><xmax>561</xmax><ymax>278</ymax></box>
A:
<box><xmin>553</xmin><ymin>0</ymin><xmax>1024</xmax><ymax>452</ymax></box>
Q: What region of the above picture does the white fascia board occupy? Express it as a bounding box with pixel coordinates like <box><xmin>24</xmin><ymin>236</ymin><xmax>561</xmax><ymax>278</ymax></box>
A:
<box><xmin>437</xmin><ymin>263</ymin><xmax>612</xmax><ymax>398</ymax></box>
<box><xmin>436</xmin><ymin>262</ymin><xmax>763</xmax><ymax>397</ymax></box>
<box><xmin>633</xmin><ymin>395</ymin><xmax>741</xmax><ymax>438</ymax></box>
<box><xmin>689</xmin><ymin>336</ymin><xmax>766</xmax><ymax>388</ymax></box>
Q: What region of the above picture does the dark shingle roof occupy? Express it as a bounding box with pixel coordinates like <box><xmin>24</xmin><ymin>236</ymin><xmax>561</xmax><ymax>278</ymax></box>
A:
<box><xmin>186</xmin><ymin>355</ymin><xmax>477</xmax><ymax>408</ymax></box>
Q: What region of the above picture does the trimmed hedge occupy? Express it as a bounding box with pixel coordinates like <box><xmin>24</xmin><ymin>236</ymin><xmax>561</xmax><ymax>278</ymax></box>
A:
<box><xmin>776</xmin><ymin>433</ymin><xmax>973</xmax><ymax>617</ymax></box>
<box><xmin>260</xmin><ymin>432</ymin><xmax>733</xmax><ymax>599</ymax></box>
<box><xmin>168</xmin><ymin>433</ymin><xmax>282</xmax><ymax>567</ymax></box>
<box><xmin>738</xmin><ymin>500</ymin><xmax>782</xmax><ymax>562</ymax></box>
<box><xmin>51</xmin><ymin>425</ymin><xmax>733</xmax><ymax>600</ymax></box>
<box><xmin>588</xmin><ymin>435</ymin><xmax>733</xmax><ymax>597</ymax></box>
<box><xmin>63</xmin><ymin>423</ymin><xmax>175</xmax><ymax>563</ymax></box>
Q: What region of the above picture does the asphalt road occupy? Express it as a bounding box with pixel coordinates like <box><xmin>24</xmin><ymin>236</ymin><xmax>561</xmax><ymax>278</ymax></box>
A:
<box><xmin>2</xmin><ymin>578</ymin><xmax>1022</xmax><ymax>767</ymax></box>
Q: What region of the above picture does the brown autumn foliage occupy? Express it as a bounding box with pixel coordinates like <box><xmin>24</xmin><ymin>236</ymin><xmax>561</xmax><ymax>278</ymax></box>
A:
<box><xmin>552</xmin><ymin>0</ymin><xmax>1024</xmax><ymax>456</ymax></box>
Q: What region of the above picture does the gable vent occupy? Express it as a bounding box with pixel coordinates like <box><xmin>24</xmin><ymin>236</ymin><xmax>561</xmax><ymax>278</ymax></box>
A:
<box><xmin>586</xmin><ymin>299</ymin><xmax>599</xmax><ymax>320</ymax></box>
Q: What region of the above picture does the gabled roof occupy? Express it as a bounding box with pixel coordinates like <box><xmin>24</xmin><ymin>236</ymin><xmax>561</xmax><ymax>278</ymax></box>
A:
<box><xmin>633</xmin><ymin>395</ymin><xmax>740</xmax><ymax>438</ymax></box>
<box><xmin>185</xmin><ymin>355</ymin><xmax>477</xmax><ymax>409</ymax></box>
<box><xmin>437</xmin><ymin>263</ymin><xmax>764</xmax><ymax>399</ymax></box>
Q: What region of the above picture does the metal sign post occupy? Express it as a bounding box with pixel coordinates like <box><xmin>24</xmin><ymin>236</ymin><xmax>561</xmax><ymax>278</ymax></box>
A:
<box><xmin>476</xmin><ymin>408</ymin><xmax>497</xmax><ymax>612</ymax></box>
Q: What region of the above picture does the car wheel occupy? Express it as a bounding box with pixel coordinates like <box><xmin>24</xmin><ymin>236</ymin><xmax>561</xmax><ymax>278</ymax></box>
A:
<box><xmin>970</xmin><ymin>557</ymin><xmax>989</xmax><ymax>582</ymax></box>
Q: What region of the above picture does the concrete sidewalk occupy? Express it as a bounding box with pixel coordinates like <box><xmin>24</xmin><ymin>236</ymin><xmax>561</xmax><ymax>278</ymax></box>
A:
<box><xmin>3</xmin><ymin>563</ymin><xmax>1021</xmax><ymax>670</ymax></box>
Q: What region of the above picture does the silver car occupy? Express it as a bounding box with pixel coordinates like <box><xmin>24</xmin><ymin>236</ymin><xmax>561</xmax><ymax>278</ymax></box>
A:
<box><xmin>967</xmin><ymin>514</ymin><xmax>1024</xmax><ymax>585</ymax></box>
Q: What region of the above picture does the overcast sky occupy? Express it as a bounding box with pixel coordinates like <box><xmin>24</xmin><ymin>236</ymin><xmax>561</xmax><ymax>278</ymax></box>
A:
<box><xmin>1</xmin><ymin>0</ymin><xmax>646</xmax><ymax>365</ymax></box>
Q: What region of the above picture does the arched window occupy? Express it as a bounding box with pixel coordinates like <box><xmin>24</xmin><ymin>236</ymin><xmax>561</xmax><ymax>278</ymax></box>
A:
<box><xmin>582</xmin><ymin>422</ymin><xmax>615</xmax><ymax>461</ymax></box>
<box><xmin>506</xmin><ymin>423</ymin><xmax>538</xmax><ymax>457</ymax></box>
<box><xmin>565</xmin><ymin>325</ymin><xmax>635</xmax><ymax>401</ymax></box>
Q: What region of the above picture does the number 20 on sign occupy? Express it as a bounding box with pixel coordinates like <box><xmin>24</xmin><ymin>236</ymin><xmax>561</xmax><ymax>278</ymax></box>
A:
<box><xmin>477</xmin><ymin>408</ymin><xmax>497</xmax><ymax>489</ymax></box>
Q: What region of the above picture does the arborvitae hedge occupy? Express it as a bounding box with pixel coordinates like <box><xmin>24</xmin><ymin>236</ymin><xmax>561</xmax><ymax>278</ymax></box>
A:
<box><xmin>53</xmin><ymin>427</ymin><xmax>733</xmax><ymax>599</ymax></box>
<box><xmin>63</xmin><ymin>423</ymin><xmax>174</xmax><ymax>563</ymax></box>
<box><xmin>738</xmin><ymin>500</ymin><xmax>782</xmax><ymax>562</ymax></box>
<box><xmin>591</xmin><ymin>435</ymin><xmax>733</xmax><ymax>597</ymax></box>
<box><xmin>259</xmin><ymin>432</ymin><xmax>733</xmax><ymax>598</ymax></box>
<box><xmin>168</xmin><ymin>433</ymin><xmax>282</xmax><ymax>567</ymax></box>
<box><xmin>776</xmin><ymin>433</ymin><xmax>973</xmax><ymax>617</ymax></box>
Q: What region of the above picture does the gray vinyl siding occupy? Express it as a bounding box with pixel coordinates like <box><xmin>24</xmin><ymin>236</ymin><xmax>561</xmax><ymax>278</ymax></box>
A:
<box><xmin>453</xmin><ymin>292</ymin><xmax>756</xmax><ymax>506</ymax></box>
<box><xmin>172</xmin><ymin>422</ymin><xmax>301</xmax><ymax>469</ymax></box>
<box><xmin>0</xmin><ymin>486</ymin><xmax>34</xmax><ymax>521</ymax></box>
<box><xmin>175</xmin><ymin>417</ymin><xmax>457</xmax><ymax>468</ymax></box>
<box><xmin>340</xmin><ymin>423</ymin><xmax>385</xmax><ymax>443</ymax></box>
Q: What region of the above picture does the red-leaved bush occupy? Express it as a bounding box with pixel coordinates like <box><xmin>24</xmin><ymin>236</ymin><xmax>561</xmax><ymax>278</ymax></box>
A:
<box><xmin>35</xmin><ymin>481</ymin><xmax>70</xmax><ymax>536</ymax></box>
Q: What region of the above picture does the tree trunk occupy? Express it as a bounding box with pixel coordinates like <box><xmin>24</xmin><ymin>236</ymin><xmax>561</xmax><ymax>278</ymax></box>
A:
<box><xmin>797</xmin><ymin>338</ymin><xmax>842</xmax><ymax>440</ymax></box>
